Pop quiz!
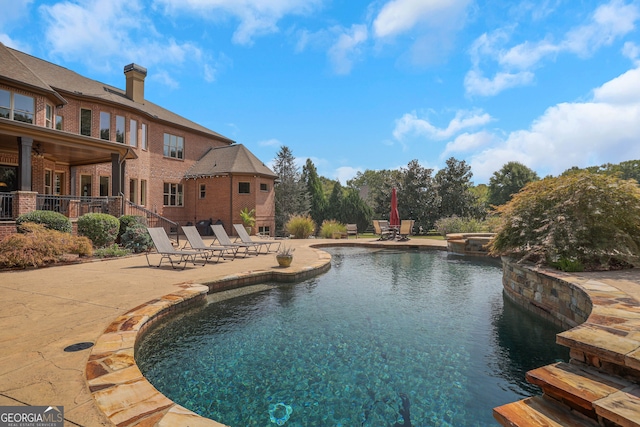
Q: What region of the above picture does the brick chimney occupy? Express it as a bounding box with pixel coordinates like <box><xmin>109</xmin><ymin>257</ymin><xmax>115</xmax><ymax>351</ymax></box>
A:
<box><xmin>124</xmin><ymin>63</ymin><xmax>147</xmax><ymax>103</ymax></box>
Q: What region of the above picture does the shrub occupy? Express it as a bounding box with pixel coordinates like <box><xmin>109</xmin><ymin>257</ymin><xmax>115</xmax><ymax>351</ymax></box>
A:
<box><xmin>77</xmin><ymin>213</ymin><xmax>120</xmax><ymax>248</ymax></box>
<box><xmin>319</xmin><ymin>220</ymin><xmax>346</xmax><ymax>238</ymax></box>
<box><xmin>16</xmin><ymin>210</ymin><xmax>72</xmax><ymax>233</ymax></box>
<box><xmin>121</xmin><ymin>223</ymin><xmax>153</xmax><ymax>253</ymax></box>
<box><xmin>117</xmin><ymin>215</ymin><xmax>147</xmax><ymax>243</ymax></box>
<box><xmin>488</xmin><ymin>172</ymin><xmax>640</xmax><ymax>270</ymax></box>
<box><xmin>0</xmin><ymin>223</ymin><xmax>92</xmax><ymax>268</ymax></box>
<box><xmin>434</xmin><ymin>215</ymin><xmax>496</xmax><ymax>237</ymax></box>
<box><xmin>285</xmin><ymin>215</ymin><xmax>316</xmax><ymax>239</ymax></box>
<box><xmin>94</xmin><ymin>244</ymin><xmax>131</xmax><ymax>258</ymax></box>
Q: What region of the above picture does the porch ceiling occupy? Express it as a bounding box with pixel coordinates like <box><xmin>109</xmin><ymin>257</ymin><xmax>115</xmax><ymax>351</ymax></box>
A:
<box><xmin>0</xmin><ymin>119</ymin><xmax>136</xmax><ymax>166</ymax></box>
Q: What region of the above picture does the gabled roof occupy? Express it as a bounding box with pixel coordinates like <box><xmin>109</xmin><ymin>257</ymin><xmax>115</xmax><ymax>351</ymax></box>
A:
<box><xmin>0</xmin><ymin>43</ymin><xmax>234</xmax><ymax>144</ymax></box>
<box><xmin>185</xmin><ymin>144</ymin><xmax>277</xmax><ymax>179</ymax></box>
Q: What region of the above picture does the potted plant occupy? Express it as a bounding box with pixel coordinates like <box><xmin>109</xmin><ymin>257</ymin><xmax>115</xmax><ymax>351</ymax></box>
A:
<box><xmin>276</xmin><ymin>244</ymin><xmax>294</xmax><ymax>267</ymax></box>
<box><xmin>239</xmin><ymin>208</ymin><xmax>256</xmax><ymax>235</ymax></box>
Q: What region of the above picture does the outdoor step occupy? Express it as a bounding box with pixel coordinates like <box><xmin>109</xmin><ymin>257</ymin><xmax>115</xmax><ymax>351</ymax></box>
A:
<box><xmin>493</xmin><ymin>395</ymin><xmax>600</xmax><ymax>427</ymax></box>
<box><xmin>557</xmin><ymin>323</ymin><xmax>640</xmax><ymax>367</ymax></box>
<box><xmin>594</xmin><ymin>385</ymin><xmax>640</xmax><ymax>427</ymax></box>
<box><xmin>526</xmin><ymin>362</ymin><xmax>632</xmax><ymax>415</ymax></box>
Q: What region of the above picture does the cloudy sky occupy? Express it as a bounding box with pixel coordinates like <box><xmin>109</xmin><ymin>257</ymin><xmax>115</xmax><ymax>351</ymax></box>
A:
<box><xmin>2</xmin><ymin>0</ymin><xmax>640</xmax><ymax>183</ymax></box>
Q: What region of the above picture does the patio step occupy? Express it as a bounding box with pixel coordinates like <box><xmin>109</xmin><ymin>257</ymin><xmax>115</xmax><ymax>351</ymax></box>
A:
<box><xmin>493</xmin><ymin>395</ymin><xmax>599</xmax><ymax>427</ymax></box>
<box><xmin>526</xmin><ymin>362</ymin><xmax>632</xmax><ymax>417</ymax></box>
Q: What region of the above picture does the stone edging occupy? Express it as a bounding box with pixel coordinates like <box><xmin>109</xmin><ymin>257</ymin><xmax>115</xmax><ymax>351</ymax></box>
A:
<box><xmin>86</xmin><ymin>248</ymin><xmax>331</xmax><ymax>427</ymax></box>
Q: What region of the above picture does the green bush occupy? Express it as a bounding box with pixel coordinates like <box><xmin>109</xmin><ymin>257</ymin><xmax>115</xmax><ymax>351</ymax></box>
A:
<box><xmin>16</xmin><ymin>210</ymin><xmax>72</xmax><ymax>233</ymax></box>
<box><xmin>117</xmin><ymin>215</ymin><xmax>147</xmax><ymax>242</ymax></box>
<box><xmin>489</xmin><ymin>171</ymin><xmax>640</xmax><ymax>270</ymax></box>
<box><xmin>319</xmin><ymin>220</ymin><xmax>346</xmax><ymax>238</ymax></box>
<box><xmin>0</xmin><ymin>223</ymin><xmax>92</xmax><ymax>268</ymax></box>
<box><xmin>285</xmin><ymin>215</ymin><xmax>316</xmax><ymax>239</ymax></box>
<box><xmin>434</xmin><ymin>215</ymin><xmax>497</xmax><ymax>237</ymax></box>
<box><xmin>77</xmin><ymin>213</ymin><xmax>120</xmax><ymax>248</ymax></box>
<box><xmin>121</xmin><ymin>223</ymin><xmax>153</xmax><ymax>253</ymax></box>
<box><xmin>94</xmin><ymin>244</ymin><xmax>131</xmax><ymax>258</ymax></box>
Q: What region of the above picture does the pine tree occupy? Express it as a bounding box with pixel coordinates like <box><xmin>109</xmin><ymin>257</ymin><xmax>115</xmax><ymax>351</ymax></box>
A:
<box><xmin>272</xmin><ymin>146</ymin><xmax>309</xmax><ymax>234</ymax></box>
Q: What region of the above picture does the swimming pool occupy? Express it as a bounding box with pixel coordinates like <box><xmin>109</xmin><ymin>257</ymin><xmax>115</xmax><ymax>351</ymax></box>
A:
<box><xmin>137</xmin><ymin>247</ymin><xmax>568</xmax><ymax>426</ymax></box>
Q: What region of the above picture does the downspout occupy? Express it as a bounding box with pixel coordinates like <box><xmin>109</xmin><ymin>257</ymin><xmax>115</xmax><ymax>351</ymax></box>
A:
<box><xmin>229</xmin><ymin>173</ymin><xmax>233</xmax><ymax>235</ymax></box>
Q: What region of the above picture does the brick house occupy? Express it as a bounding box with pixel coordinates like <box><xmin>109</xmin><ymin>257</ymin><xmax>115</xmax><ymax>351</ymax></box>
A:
<box><xmin>0</xmin><ymin>42</ymin><xmax>277</xmax><ymax>238</ymax></box>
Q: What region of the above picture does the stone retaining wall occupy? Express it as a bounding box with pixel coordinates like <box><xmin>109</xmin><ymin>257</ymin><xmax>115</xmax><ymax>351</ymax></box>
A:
<box><xmin>501</xmin><ymin>257</ymin><xmax>592</xmax><ymax>329</ymax></box>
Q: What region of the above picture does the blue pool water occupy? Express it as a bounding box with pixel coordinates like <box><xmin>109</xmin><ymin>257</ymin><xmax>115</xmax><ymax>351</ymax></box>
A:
<box><xmin>137</xmin><ymin>247</ymin><xmax>569</xmax><ymax>426</ymax></box>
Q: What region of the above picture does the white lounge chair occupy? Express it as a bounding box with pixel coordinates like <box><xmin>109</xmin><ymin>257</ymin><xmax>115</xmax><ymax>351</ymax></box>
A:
<box><xmin>233</xmin><ymin>224</ymin><xmax>281</xmax><ymax>254</ymax></box>
<box><xmin>146</xmin><ymin>227</ymin><xmax>206</xmax><ymax>269</ymax></box>
<box><xmin>210</xmin><ymin>224</ymin><xmax>258</xmax><ymax>256</ymax></box>
<box><xmin>182</xmin><ymin>226</ymin><xmax>238</xmax><ymax>262</ymax></box>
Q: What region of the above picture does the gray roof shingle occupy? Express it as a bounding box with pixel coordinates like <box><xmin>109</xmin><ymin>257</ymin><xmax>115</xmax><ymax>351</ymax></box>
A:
<box><xmin>185</xmin><ymin>144</ymin><xmax>277</xmax><ymax>179</ymax></box>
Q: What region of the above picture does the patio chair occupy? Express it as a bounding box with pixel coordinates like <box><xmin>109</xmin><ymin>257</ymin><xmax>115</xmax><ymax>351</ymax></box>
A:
<box><xmin>398</xmin><ymin>220</ymin><xmax>414</xmax><ymax>241</ymax></box>
<box><xmin>346</xmin><ymin>224</ymin><xmax>358</xmax><ymax>238</ymax></box>
<box><xmin>372</xmin><ymin>220</ymin><xmax>392</xmax><ymax>241</ymax></box>
<box><xmin>233</xmin><ymin>224</ymin><xmax>281</xmax><ymax>254</ymax></box>
<box><xmin>182</xmin><ymin>226</ymin><xmax>239</xmax><ymax>262</ymax></box>
<box><xmin>146</xmin><ymin>227</ymin><xmax>206</xmax><ymax>269</ymax></box>
<box><xmin>210</xmin><ymin>224</ymin><xmax>258</xmax><ymax>257</ymax></box>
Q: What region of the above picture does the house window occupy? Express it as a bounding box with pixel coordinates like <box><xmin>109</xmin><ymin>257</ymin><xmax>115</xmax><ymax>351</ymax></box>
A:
<box><xmin>199</xmin><ymin>184</ymin><xmax>206</xmax><ymax>199</ymax></box>
<box><xmin>129</xmin><ymin>119</ymin><xmax>137</xmax><ymax>147</ymax></box>
<box><xmin>258</xmin><ymin>226</ymin><xmax>270</xmax><ymax>237</ymax></box>
<box><xmin>54</xmin><ymin>172</ymin><xmax>63</xmax><ymax>195</ymax></box>
<box><xmin>100</xmin><ymin>112</ymin><xmax>110</xmax><ymax>140</ymax></box>
<box><xmin>163</xmin><ymin>183</ymin><xmax>183</xmax><ymax>206</ymax></box>
<box><xmin>45</xmin><ymin>105</ymin><xmax>53</xmax><ymax>128</ymax></box>
<box><xmin>141</xmin><ymin>123</ymin><xmax>147</xmax><ymax>150</ymax></box>
<box><xmin>100</xmin><ymin>176</ymin><xmax>109</xmax><ymax>196</ymax></box>
<box><xmin>238</xmin><ymin>182</ymin><xmax>250</xmax><ymax>194</ymax></box>
<box><xmin>116</xmin><ymin>115</ymin><xmax>125</xmax><ymax>143</ymax></box>
<box><xmin>0</xmin><ymin>90</ymin><xmax>34</xmax><ymax>123</ymax></box>
<box><xmin>55</xmin><ymin>115</ymin><xmax>63</xmax><ymax>130</ymax></box>
<box><xmin>163</xmin><ymin>133</ymin><xmax>184</xmax><ymax>159</ymax></box>
<box><xmin>260</xmin><ymin>183</ymin><xmax>268</xmax><ymax>192</ymax></box>
<box><xmin>80</xmin><ymin>175</ymin><xmax>92</xmax><ymax>196</ymax></box>
<box><xmin>129</xmin><ymin>179</ymin><xmax>138</xmax><ymax>203</ymax></box>
<box><xmin>44</xmin><ymin>170</ymin><xmax>52</xmax><ymax>194</ymax></box>
<box><xmin>80</xmin><ymin>108</ymin><xmax>92</xmax><ymax>136</ymax></box>
<box><xmin>140</xmin><ymin>180</ymin><xmax>147</xmax><ymax>205</ymax></box>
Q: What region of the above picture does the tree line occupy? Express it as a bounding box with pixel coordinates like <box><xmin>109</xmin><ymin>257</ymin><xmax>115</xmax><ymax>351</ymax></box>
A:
<box><xmin>271</xmin><ymin>145</ymin><xmax>640</xmax><ymax>236</ymax></box>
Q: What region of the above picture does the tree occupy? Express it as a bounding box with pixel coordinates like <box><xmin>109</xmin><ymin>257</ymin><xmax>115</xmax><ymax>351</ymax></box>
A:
<box><xmin>489</xmin><ymin>171</ymin><xmax>640</xmax><ymax>270</ymax></box>
<box><xmin>326</xmin><ymin>180</ymin><xmax>345</xmax><ymax>222</ymax></box>
<box><xmin>341</xmin><ymin>187</ymin><xmax>373</xmax><ymax>233</ymax></box>
<box><xmin>302</xmin><ymin>159</ymin><xmax>327</xmax><ymax>232</ymax></box>
<box><xmin>272</xmin><ymin>146</ymin><xmax>309</xmax><ymax>234</ymax></box>
<box><xmin>435</xmin><ymin>157</ymin><xmax>481</xmax><ymax>219</ymax></box>
<box><xmin>348</xmin><ymin>169</ymin><xmax>399</xmax><ymax>216</ymax></box>
<box><xmin>487</xmin><ymin>161</ymin><xmax>539</xmax><ymax>207</ymax></box>
<box><xmin>398</xmin><ymin>160</ymin><xmax>439</xmax><ymax>233</ymax></box>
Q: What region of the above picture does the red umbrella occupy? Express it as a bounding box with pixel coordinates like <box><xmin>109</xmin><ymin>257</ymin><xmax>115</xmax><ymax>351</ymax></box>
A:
<box><xmin>390</xmin><ymin>187</ymin><xmax>400</xmax><ymax>227</ymax></box>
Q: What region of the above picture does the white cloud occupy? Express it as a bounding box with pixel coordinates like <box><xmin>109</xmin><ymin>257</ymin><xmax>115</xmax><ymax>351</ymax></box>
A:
<box><xmin>150</xmin><ymin>70</ymin><xmax>180</xmax><ymax>89</ymax></box>
<box><xmin>373</xmin><ymin>0</ymin><xmax>470</xmax><ymax>38</ymax></box>
<box><xmin>327</xmin><ymin>24</ymin><xmax>368</xmax><ymax>75</ymax></box>
<box><xmin>441</xmin><ymin>130</ymin><xmax>497</xmax><ymax>158</ymax></box>
<box><xmin>258</xmin><ymin>138</ymin><xmax>282</xmax><ymax>147</ymax></box>
<box><xmin>466</xmin><ymin>0</ymin><xmax>640</xmax><ymax>97</ymax></box>
<box><xmin>0</xmin><ymin>0</ymin><xmax>33</xmax><ymax>51</ymax></box>
<box><xmin>623</xmin><ymin>41</ymin><xmax>640</xmax><ymax>64</ymax></box>
<box><xmin>468</xmin><ymin>66</ymin><xmax>640</xmax><ymax>182</ymax></box>
<box><xmin>393</xmin><ymin>109</ymin><xmax>493</xmax><ymax>141</ymax></box>
<box><xmin>334</xmin><ymin>166</ymin><xmax>361</xmax><ymax>183</ymax></box>
<box><xmin>155</xmin><ymin>0</ymin><xmax>323</xmax><ymax>45</ymax></box>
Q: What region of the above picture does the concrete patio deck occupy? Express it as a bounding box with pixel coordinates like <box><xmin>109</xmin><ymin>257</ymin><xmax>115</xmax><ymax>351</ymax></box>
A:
<box><xmin>0</xmin><ymin>237</ymin><xmax>447</xmax><ymax>426</ymax></box>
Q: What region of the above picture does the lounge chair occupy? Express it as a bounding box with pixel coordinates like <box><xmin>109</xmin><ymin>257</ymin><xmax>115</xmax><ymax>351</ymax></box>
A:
<box><xmin>346</xmin><ymin>223</ymin><xmax>358</xmax><ymax>238</ymax></box>
<box><xmin>233</xmin><ymin>224</ymin><xmax>281</xmax><ymax>254</ymax></box>
<box><xmin>146</xmin><ymin>227</ymin><xmax>206</xmax><ymax>269</ymax></box>
<box><xmin>372</xmin><ymin>220</ymin><xmax>392</xmax><ymax>241</ymax></box>
<box><xmin>398</xmin><ymin>220</ymin><xmax>414</xmax><ymax>241</ymax></box>
<box><xmin>182</xmin><ymin>226</ymin><xmax>239</xmax><ymax>261</ymax></box>
<box><xmin>210</xmin><ymin>224</ymin><xmax>258</xmax><ymax>256</ymax></box>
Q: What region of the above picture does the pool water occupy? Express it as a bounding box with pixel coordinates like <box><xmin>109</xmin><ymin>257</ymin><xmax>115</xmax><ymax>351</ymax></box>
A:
<box><xmin>137</xmin><ymin>247</ymin><xmax>569</xmax><ymax>427</ymax></box>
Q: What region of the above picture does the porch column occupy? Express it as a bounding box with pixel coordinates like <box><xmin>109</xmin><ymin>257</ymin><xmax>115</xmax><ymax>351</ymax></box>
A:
<box><xmin>111</xmin><ymin>153</ymin><xmax>125</xmax><ymax>196</ymax></box>
<box><xmin>17</xmin><ymin>137</ymin><xmax>33</xmax><ymax>191</ymax></box>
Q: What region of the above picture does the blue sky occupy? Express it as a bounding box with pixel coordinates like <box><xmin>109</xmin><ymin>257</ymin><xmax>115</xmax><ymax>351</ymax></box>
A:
<box><xmin>2</xmin><ymin>0</ymin><xmax>640</xmax><ymax>184</ymax></box>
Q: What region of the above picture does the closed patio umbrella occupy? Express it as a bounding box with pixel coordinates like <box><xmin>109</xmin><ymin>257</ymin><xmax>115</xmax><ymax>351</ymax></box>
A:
<box><xmin>390</xmin><ymin>187</ymin><xmax>400</xmax><ymax>227</ymax></box>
